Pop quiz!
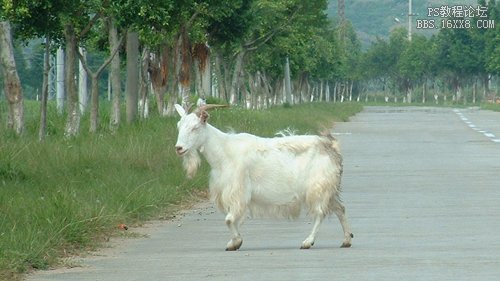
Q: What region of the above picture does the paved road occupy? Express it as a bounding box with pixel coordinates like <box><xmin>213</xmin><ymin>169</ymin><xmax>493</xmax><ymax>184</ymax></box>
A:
<box><xmin>29</xmin><ymin>106</ymin><xmax>500</xmax><ymax>281</ymax></box>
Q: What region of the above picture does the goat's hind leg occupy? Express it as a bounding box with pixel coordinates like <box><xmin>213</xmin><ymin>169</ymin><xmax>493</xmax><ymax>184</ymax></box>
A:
<box><xmin>333</xmin><ymin>202</ymin><xmax>353</xmax><ymax>248</ymax></box>
<box><xmin>225</xmin><ymin>213</ymin><xmax>243</xmax><ymax>251</ymax></box>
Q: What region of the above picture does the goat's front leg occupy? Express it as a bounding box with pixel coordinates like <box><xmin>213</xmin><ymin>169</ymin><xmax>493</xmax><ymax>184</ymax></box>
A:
<box><xmin>301</xmin><ymin>213</ymin><xmax>325</xmax><ymax>249</ymax></box>
<box><xmin>225</xmin><ymin>213</ymin><xmax>243</xmax><ymax>251</ymax></box>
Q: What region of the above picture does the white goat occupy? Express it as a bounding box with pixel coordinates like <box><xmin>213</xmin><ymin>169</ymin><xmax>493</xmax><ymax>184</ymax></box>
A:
<box><xmin>174</xmin><ymin>104</ymin><xmax>353</xmax><ymax>250</ymax></box>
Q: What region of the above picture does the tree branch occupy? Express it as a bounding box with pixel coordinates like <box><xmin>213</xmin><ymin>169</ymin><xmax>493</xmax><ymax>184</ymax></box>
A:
<box><xmin>97</xmin><ymin>35</ymin><xmax>125</xmax><ymax>75</ymax></box>
<box><xmin>77</xmin><ymin>48</ymin><xmax>92</xmax><ymax>76</ymax></box>
<box><xmin>243</xmin><ymin>6</ymin><xmax>301</xmax><ymax>51</ymax></box>
<box><xmin>185</xmin><ymin>10</ymin><xmax>200</xmax><ymax>31</ymax></box>
<box><xmin>80</xmin><ymin>12</ymin><xmax>102</xmax><ymax>38</ymax></box>
<box><xmin>77</xmin><ymin>35</ymin><xmax>125</xmax><ymax>77</ymax></box>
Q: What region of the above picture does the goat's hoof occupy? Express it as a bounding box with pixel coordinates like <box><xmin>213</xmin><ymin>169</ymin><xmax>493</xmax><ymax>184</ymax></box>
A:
<box><xmin>225</xmin><ymin>245</ymin><xmax>241</xmax><ymax>251</ymax></box>
<box><xmin>225</xmin><ymin>238</ymin><xmax>243</xmax><ymax>251</ymax></box>
<box><xmin>300</xmin><ymin>241</ymin><xmax>314</xmax><ymax>249</ymax></box>
<box><xmin>340</xmin><ymin>241</ymin><xmax>352</xmax><ymax>248</ymax></box>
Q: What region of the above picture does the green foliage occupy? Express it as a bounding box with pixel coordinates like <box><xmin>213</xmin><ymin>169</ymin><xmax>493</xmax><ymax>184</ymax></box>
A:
<box><xmin>206</xmin><ymin>0</ymin><xmax>253</xmax><ymax>45</ymax></box>
<box><xmin>359</xmin><ymin>0</ymin><xmax>499</xmax><ymax>101</ymax></box>
<box><xmin>110</xmin><ymin>0</ymin><xmax>174</xmax><ymax>47</ymax></box>
<box><xmin>0</xmin><ymin>101</ymin><xmax>361</xmax><ymax>279</ymax></box>
<box><xmin>244</xmin><ymin>0</ymin><xmax>350</xmax><ymax>82</ymax></box>
<box><xmin>484</xmin><ymin>0</ymin><xmax>500</xmax><ymax>74</ymax></box>
<box><xmin>327</xmin><ymin>0</ymin><xmax>478</xmax><ymax>47</ymax></box>
<box><xmin>398</xmin><ymin>34</ymin><xmax>435</xmax><ymax>83</ymax></box>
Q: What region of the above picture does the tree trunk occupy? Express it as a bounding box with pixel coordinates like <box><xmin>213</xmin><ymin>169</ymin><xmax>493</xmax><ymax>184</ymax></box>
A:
<box><xmin>175</xmin><ymin>30</ymin><xmax>192</xmax><ymax>108</ymax></box>
<box><xmin>260</xmin><ymin>72</ymin><xmax>271</xmax><ymax>108</ymax></box>
<box><xmin>0</xmin><ymin>21</ymin><xmax>24</xmax><ymax>135</ymax></box>
<box><xmin>56</xmin><ymin>47</ymin><xmax>65</xmax><ymax>114</ymax></box>
<box><xmin>349</xmin><ymin>81</ymin><xmax>353</xmax><ymax>101</ymax></box>
<box><xmin>333</xmin><ymin>82</ymin><xmax>338</xmax><ymax>103</ymax></box>
<box><xmin>284</xmin><ymin>57</ymin><xmax>292</xmax><ymax>105</ymax></box>
<box><xmin>63</xmin><ymin>23</ymin><xmax>80</xmax><ymax>137</ymax></box>
<box><xmin>229</xmin><ymin>50</ymin><xmax>246</xmax><ymax>105</ymax></box>
<box><xmin>108</xmin><ymin>18</ymin><xmax>121</xmax><ymax>130</ymax></box>
<box><xmin>139</xmin><ymin>48</ymin><xmax>150</xmax><ymax>118</ymax></box>
<box><xmin>422</xmin><ymin>79</ymin><xmax>426</xmax><ymax>103</ymax></box>
<box><xmin>214</xmin><ymin>51</ymin><xmax>228</xmax><ymax>101</ymax></box>
<box><xmin>319</xmin><ymin>80</ymin><xmax>324</xmax><ymax>101</ymax></box>
<box><xmin>78</xmin><ymin>47</ymin><xmax>88</xmax><ymax>113</ymax></box>
<box><xmin>483</xmin><ymin>74</ymin><xmax>489</xmax><ymax>99</ymax></box>
<box><xmin>194</xmin><ymin>43</ymin><xmax>211</xmax><ymax>98</ymax></box>
<box><xmin>78</xmin><ymin>35</ymin><xmax>122</xmax><ymax>133</ymax></box>
<box><xmin>149</xmin><ymin>45</ymin><xmax>169</xmax><ymax>116</ymax></box>
<box><xmin>39</xmin><ymin>37</ymin><xmax>50</xmax><ymax>141</ymax></box>
<box><xmin>248</xmin><ymin>72</ymin><xmax>256</xmax><ymax>109</ymax></box>
<box><xmin>473</xmin><ymin>78</ymin><xmax>477</xmax><ymax>104</ymax></box>
<box><xmin>89</xmin><ymin>74</ymin><xmax>99</xmax><ymax>132</ymax></box>
<box><xmin>125</xmin><ymin>31</ymin><xmax>139</xmax><ymax>123</ymax></box>
<box><xmin>325</xmin><ymin>81</ymin><xmax>330</xmax><ymax>102</ymax></box>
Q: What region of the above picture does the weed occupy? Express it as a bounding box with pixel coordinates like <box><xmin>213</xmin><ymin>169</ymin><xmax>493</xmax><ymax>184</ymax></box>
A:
<box><xmin>0</xmin><ymin>101</ymin><xmax>362</xmax><ymax>279</ymax></box>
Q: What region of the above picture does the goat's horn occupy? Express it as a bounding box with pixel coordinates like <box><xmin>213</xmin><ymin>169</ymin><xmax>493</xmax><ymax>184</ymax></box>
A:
<box><xmin>195</xmin><ymin>104</ymin><xmax>228</xmax><ymax>116</ymax></box>
<box><xmin>185</xmin><ymin>103</ymin><xmax>194</xmax><ymax>113</ymax></box>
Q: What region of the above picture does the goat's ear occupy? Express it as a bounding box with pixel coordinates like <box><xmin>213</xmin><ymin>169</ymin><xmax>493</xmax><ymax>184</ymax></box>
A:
<box><xmin>200</xmin><ymin>111</ymin><xmax>210</xmax><ymax>124</ymax></box>
<box><xmin>174</xmin><ymin>104</ymin><xmax>186</xmax><ymax>117</ymax></box>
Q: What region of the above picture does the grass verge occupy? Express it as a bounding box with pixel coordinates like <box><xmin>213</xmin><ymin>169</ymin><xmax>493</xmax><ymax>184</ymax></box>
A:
<box><xmin>0</xmin><ymin>101</ymin><xmax>362</xmax><ymax>280</ymax></box>
<box><xmin>481</xmin><ymin>102</ymin><xmax>500</xmax><ymax>112</ymax></box>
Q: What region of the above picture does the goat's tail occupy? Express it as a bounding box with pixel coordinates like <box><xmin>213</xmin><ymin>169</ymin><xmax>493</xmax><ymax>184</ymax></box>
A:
<box><xmin>319</xmin><ymin>131</ymin><xmax>343</xmax><ymax>182</ymax></box>
<box><xmin>319</xmin><ymin>130</ymin><xmax>341</xmax><ymax>154</ymax></box>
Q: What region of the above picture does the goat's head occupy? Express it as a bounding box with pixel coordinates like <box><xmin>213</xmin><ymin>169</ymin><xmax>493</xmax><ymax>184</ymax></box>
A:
<box><xmin>174</xmin><ymin>104</ymin><xmax>226</xmax><ymax>156</ymax></box>
<box><xmin>174</xmin><ymin>104</ymin><xmax>226</xmax><ymax>179</ymax></box>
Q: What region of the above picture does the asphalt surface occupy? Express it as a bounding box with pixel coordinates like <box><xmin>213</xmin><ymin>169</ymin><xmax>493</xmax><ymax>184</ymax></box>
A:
<box><xmin>28</xmin><ymin>106</ymin><xmax>500</xmax><ymax>281</ymax></box>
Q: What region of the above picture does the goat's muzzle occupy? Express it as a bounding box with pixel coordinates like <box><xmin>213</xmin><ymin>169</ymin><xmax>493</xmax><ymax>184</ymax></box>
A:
<box><xmin>175</xmin><ymin>146</ymin><xmax>187</xmax><ymax>156</ymax></box>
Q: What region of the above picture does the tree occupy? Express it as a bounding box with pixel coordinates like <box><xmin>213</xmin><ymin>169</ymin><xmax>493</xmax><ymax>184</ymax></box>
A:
<box><xmin>62</xmin><ymin>22</ymin><xmax>80</xmax><ymax>136</ymax></box>
<box><xmin>435</xmin><ymin>27</ymin><xmax>478</xmax><ymax>102</ymax></box>
<box><xmin>77</xmin><ymin>34</ymin><xmax>123</xmax><ymax>132</ymax></box>
<box><xmin>484</xmin><ymin>0</ymin><xmax>499</xmax><ymax>76</ymax></box>
<box><xmin>1</xmin><ymin>0</ymin><xmax>64</xmax><ymax>138</ymax></box>
<box><xmin>0</xmin><ymin>21</ymin><xmax>24</xmax><ymax>135</ymax></box>
<box><xmin>398</xmin><ymin>34</ymin><xmax>433</xmax><ymax>103</ymax></box>
<box><xmin>107</xmin><ymin>17</ymin><xmax>122</xmax><ymax>129</ymax></box>
<box><xmin>221</xmin><ymin>0</ymin><xmax>333</xmax><ymax>106</ymax></box>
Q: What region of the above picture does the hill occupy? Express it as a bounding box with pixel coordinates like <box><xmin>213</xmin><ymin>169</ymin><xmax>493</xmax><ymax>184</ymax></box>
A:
<box><xmin>327</xmin><ymin>0</ymin><xmax>479</xmax><ymax>47</ymax></box>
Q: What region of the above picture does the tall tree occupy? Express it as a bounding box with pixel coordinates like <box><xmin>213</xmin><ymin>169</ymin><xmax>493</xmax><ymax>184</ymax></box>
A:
<box><xmin>398</xmin><ymin>34</ymin><xmax>433</xmax><ymax>103</ymax></box>
<box><xmin>0</xmin><ymin>21</ymin><xmax>24</xmax><ymax>135</ymax></box>
<box><xmin>63</xmin><ymin>22</ymin><xmax>80</xmax><ymax>136</ymax></box>
<box><xmin>1</xmin><ymin>0</ymin><xmax>63</xmax><ymax>138</ymax></box>
<box><xmin>107</xmin><ymin>17</ymin><xmax>122</xmax><ymax>129</ymax></box>
<box><xmin>484</xmin><ymin>0</ymin><xmax>499</xmax><ymax>76</ymax></box>
<box><xmin>77</xmin><ymin>35</ymin><xmax>123</xmax><ymax>132</ymax></box>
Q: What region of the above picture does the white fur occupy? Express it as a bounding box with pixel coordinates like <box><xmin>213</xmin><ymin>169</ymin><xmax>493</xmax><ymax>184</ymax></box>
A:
<box><xmin>174</xmin><ymin>104</ymin><xmax>353</xmax><ymax>250</ymax></box>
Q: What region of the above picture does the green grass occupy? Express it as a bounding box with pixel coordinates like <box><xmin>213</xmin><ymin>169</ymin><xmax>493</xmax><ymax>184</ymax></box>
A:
<box><xmin>481</xmin><ymin>102</ymin><xmax>500</xmax><ymax>112</ymax></box>
<box><xmin>0</xmin><ymin>101</ymin><xmax>362</xmax><ymax>280</ymax></box>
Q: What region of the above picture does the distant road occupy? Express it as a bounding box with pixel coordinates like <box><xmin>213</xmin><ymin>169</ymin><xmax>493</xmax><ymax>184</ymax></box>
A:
<box><xmin>29</xmin><ymin>106</ymin><xmax>500</xmax><ymax>281</ymax></box>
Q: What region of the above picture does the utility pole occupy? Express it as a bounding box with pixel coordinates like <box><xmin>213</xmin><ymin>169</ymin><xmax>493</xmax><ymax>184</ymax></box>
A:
<box><xmin>338</xmin><ymin>0</ymin><xmax>345</xmax><ymax>23</ymax></box>
<box><xmin>338</xmin><ymin>0</ymin><xmax>346</xmax><ymax>40</ymax></box>
<box><xmin>408</xmin><ymin>0</ymin><xmax>414</xmax><ymax>41</ymax></box>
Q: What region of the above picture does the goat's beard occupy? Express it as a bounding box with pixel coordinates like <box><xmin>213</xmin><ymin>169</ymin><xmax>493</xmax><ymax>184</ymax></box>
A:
<box><xmin>182</xmin><ymin>150</ymin><xmax>201</xmax><ymax>179</ymax></box>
